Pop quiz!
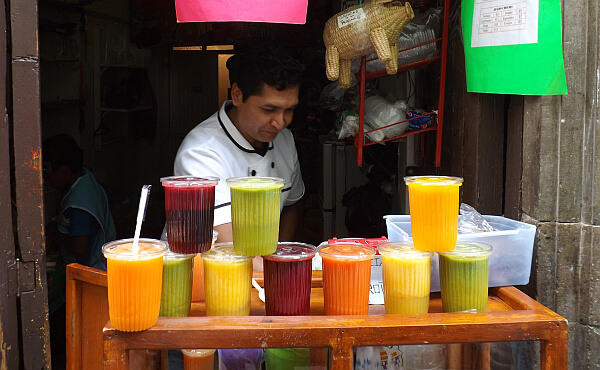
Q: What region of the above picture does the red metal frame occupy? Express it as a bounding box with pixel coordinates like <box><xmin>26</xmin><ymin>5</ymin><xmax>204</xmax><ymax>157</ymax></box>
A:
<box><xmin>354</xmin><ymin>0</ymin><xmax>449</xmax><ymax>167</ymax></box>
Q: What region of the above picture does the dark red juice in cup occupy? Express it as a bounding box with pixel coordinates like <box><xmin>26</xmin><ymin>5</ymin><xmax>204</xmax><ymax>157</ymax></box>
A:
<box><xmin>161</xmin><ymin>176</ymin><xmax>218</xmax><ymax>254</ymax></box>
<box><xmin>262</xmin><ymin>242</ymin><xmax>316</xmax><ymax>316</ymax></box>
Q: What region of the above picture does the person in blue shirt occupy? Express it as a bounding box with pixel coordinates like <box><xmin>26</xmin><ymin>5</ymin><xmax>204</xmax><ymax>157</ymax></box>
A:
<box><xmin>43</xmin><ymin>134</ymin><xmax>116</xmax><ymax>271</ymax></box>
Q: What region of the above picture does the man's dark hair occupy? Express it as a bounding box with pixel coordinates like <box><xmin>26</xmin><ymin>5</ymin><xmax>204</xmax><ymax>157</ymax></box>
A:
<box><xmin>42</xmin><ymin>134</ymin><xmax>83</xmax><ymax>173</ymax></box>
<box><xmin>227</xmin><ymin>41</ymin><xmax>304</xmax><ymax>102</ymax></box>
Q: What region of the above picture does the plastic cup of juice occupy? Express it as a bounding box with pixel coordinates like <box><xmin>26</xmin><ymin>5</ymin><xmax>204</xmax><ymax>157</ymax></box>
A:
<box><xmin>319</xmin><ymin>242</ymin><xmax>376</xmax><ymax>315</ymax></box>
<box><xmin>404</xmin><ymin>176</ymin><xmax>463</xmax><ymax>252</ymax></box>
<box><xmin>438</xmin><ymin>242</ymin><xmax>492</xmax><ymax>312</ymax></box>
<box><xmin>226</xmin><ymin>177</ymin><xmax>284</xmax><ymax>256</ymax></box>
<box><xmin>262</xmin><ymin>242</ymin><xmax>317</xmax><ymax>316</ymax></box>
<box><xmin>192</xmin><ymin>230</ymin><xmax>219</xmax><ymax>303</ymax></box>
<box><xmin>182</xmin><ymin>349</ymin><xmax>216</xmax><ymax>370</ymax></box>
<box><xmin>102</xmin><ymin>238</ymin><xmax>167</xmax><ymax>332</ymax></box>
<box><xmin>159</xmin><ymin>251</ymin><xmax>194</xmax><ymax>317</ymax></box>
<box><xmin>161</xmin><ymin>176</ymin><xmax>219</xmax><ymax>254</ymax></box>
<box><xmin>378</xmin><ymin>242</ymin><xmax>433</xmax><ymax>314</ymax></box>
<box><xmin>202</xmin><ymin>243</ymin><xmax>253</xmax><ymax>316</ymax></box>
<box><xmin>218</xmin><ymin>348</ymin><xmax>263</xmax><ymax>370</ymax></box>
<box><xmin>265</xmin><ymin>348</ymin><xmax>310</xmax><ymax>369</ymax></box>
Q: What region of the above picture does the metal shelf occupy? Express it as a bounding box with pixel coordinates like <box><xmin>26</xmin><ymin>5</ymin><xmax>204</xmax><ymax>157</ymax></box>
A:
<box><xmin>355</xmin><ymin>0</ymin><xmax>449</xmax><ymax>167</ymax></box>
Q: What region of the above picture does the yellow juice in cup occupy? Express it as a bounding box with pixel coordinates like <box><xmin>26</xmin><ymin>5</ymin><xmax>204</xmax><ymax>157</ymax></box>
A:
<box><xmin>379</xmin><ymin>242</ymin><xmax>433</xmax><ymax>314</ymax></box>
<box><xmin>227</xmin><ymin>177</ymin><xmax>284</xmax><ymax>256</ymax></box>
<box><xmin>405</xmin><ymin>176</ymin><xmax>463</xmax><ymax>252</ymax></box>
<box><xmin>439</xmin><ymin>242</ymin><xmax>492</xmax><ymax>312</ymax></box>
<box><xmin>103</xmin><ymin>238</ymin><xmax>167</xmax><ymax>332</ymax></box>
<box><xmin>202</xmin><ymin>243</ymin><xmax>253</xmax><ymax>316</ymax></box>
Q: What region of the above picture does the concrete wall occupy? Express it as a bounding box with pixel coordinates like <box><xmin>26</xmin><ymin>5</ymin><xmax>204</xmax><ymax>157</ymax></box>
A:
<box><xmin>521</xmin><ymin>0</ymin><xmax>599</xmax><ymax>368</ymax></box>
<box><xmin>443</xmin><ymin>0</ymin><xmax>599</xmax><ymax>368</ymax></box>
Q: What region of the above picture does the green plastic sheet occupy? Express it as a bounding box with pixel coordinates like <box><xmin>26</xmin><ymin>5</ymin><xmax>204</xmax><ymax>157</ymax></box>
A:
<box><xmin>462</xmin><ymin>0</ymin><xmax>567</xmax><ymax>95</ymax></box>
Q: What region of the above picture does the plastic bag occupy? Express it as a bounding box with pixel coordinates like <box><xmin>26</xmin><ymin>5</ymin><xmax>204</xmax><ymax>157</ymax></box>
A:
<box><xmin>319</xmin><ymin>80</ymin><xmax>347</xmax><ymax>111</ymax></box>
<box><xmin>458</xmin><ymin>203</ymin><xmax>495</xmax><ymax>233</ymax></box>
<box><xmin>364</xmin><ymin>95</ymin><xmax>409</xmax><ymax>139</ymax></box>
<box><xmin>366</xmin><ymin>7</ymin><xmax>442</xmax><ymax>72</ymax></box>
<box><xmin>406</xmin><ymin>110</ymin><xmax>432</xmax><ymax>130</ymax></box>
<box><xmin>337</xmin><ymin>113</ymin><xmax>360</xmax><ymax>140</ymax></box>
<box><xmin>397</xmin><ymin>7</ymin><xmax>442</xmax><ymax>66</ymax></box>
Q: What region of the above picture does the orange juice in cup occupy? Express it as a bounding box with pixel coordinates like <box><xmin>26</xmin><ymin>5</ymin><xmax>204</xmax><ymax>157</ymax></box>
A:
<box><xmin>378</xmin><ymin>242</ymin><xmax>433</xmax><ymax>314</ymax></box>
<box><xmin>182</xmin><ymin>349</ymin><xmax>216</xmax><ymax>370</ymax></box>
<box><xmin>319</xmin><ymin>242</ymin><xmax>376</xmax><ymax>315</ymax></box>
<box><xmin>404</xmin><ymin>176</ymin><xmax>463</xmax><ymax>252</ymax></box>
<box><xmin>191</xmin><ymin>230</ymin><xmax>218</xmax><ymax>302</ymax></box>
<box><xmin>202</xmin><ymin>243</ymin><xmax>253</xmax><ymax>316</ymax></box>
<box><xmin>103</xmin><ymin>238</ymin><xmax>167</xmax><ymax>332</ymax></box>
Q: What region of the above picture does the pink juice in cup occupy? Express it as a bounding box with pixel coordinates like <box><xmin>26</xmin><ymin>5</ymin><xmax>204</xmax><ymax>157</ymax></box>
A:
<box><xmin>262</xmin><ymin>242</ymin><xmax>317</xmax><ymax>316</ymax></box>
<box><xmin>161</xmin><ymin>176</ymin><xmax>218</xmax><ymax>254</ymax></box>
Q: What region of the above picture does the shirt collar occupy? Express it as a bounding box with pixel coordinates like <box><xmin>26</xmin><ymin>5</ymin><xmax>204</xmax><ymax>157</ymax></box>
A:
<box><xmin>217</xmin><ymin>101</ymin><xmax>274</xmax><ymax>156</ymax></box>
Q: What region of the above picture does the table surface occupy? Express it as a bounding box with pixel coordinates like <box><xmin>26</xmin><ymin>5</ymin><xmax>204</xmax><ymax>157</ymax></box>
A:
<box><xmin>103</xmin><ymin>276</ymin><xmax>568</xmax><ymax>370</ymax></box>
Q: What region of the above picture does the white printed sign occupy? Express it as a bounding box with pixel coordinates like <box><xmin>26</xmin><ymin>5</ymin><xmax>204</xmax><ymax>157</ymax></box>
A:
<box><xmin>369</xmin><ymin>254</ymin><xmax>384</xmax><ymax>304</ymax></box>
<box><xmin>337</xmin><ymin>8</ymin><xmax>366</xmax><ymax>28</ymax></box>
<box><xmin>471</xmin><ymin>0</ymin><xmax>539</xmax><ymax>47</ymax></box>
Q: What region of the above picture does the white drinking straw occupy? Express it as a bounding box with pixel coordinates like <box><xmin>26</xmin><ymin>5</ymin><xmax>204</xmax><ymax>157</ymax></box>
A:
<box><xmin>132</xmin><ymin>184</ymin><xmax>152</xmax><ymax>252</ymax></box>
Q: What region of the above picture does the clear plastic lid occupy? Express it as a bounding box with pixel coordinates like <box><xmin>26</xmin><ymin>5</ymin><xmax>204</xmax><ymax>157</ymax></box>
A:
<box><xmin>437</xmin><ymin>242</ymin><xmax>493</xmax><ymax>258</ymax></box>
<box><xmin>160</xmin><ymin>176</ymin><xmax>219</xmax><ymax>187</ymax></box>
<box><xmin>262</xmin><ymin>242</ymin><xmax>317</xmax><ymax>262</ymax></box>
<box><xmin>181</xmin><ymin>349</ymin><xmax>216</xmax><ymax>357</ymax></box>
<box><xmin>377</xmin><ymin>242</ymin><xmax>434</xmax><ymax>259</ymax></box>
<box><xmin>226</xmin><ymin>176</ymin><xmax>284</xmax><ymax>189</ymax></box>
<box><xmin>163</xmin><ymin>250</ymin><xmax>195</xmax><ymax>260</ymax></box>
<box><xmin>201</xmin><ymin>242</ymin><xmax>254</xmax><ymax>261</ymax></box>
<box><xmin>318</xmin><ymin>242</ymin><xmax>376</xmax><ymax>261</ymax></box>
<box><xmin>404</xmin><ymin>175</ymin><xmax>463</xmax><ymax>185</ymax></box>
<box><xmin>102</xmin><ymin>238</ymin><xmax>167</xmax><ymax>261</ymax></box>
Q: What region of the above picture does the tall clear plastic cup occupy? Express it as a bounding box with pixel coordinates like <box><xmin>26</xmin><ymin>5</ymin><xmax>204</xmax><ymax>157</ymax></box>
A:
<box><xmin>182</xmin><ymin>349</ymin><xmax>216</xmax><ymax>370</ymax></box>
<box><xmin>438</xmin><ymin>242</ymin><xmax>493</xmax><ymax>312</ymax></box>
<box><xmin>378</xmin><ymin>242</ymin><xmax>433</xmax><ymax>314</ymax></box>
<box><xmin>103</xmin><ymin>238</ymin><xmax>167</xmax><ymax>331</ymax></box>
<box><xmin>161</xmin><ymin>176</ymin><xmax>219</xmax><ymax>254</ymax></box>
<box><xmin>319</xmin><ymin>242</ymin><xmax>376</xmax><ymax>315</ymax></box>
<box><xmin>404</xmin><ymin>176</ymin><xmax>463</xmax><ymax>252</ymax></box>
<box><xmin>226</xmin><ymin>177</ymin><xmax>284</xmax><ymax>256</ymax></box>
<box><xmin>159</xmin><ymin>251</ymin><xmax>194</xmax><ymax>317</ymax></box>
<box><xmin>202</xmin><ymin>243</ymin><xmax>253</xmax><ymax>316</ymax></box>
<box><xmin>262</xmin><ymin>242</ymin><xmax>316</xmax><ymax>316</ymax></box>
<box><xmin>218</xmin><ymin>349</ymin><xmax>263</xmax><ymax>370</ymax></box>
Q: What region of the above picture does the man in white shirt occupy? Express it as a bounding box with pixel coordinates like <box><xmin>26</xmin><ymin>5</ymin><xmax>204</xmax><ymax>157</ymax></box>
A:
<box><xmin>174</xmin><ymin>42</ymin><xmax>305</xmax><ymax>252</ymax></box>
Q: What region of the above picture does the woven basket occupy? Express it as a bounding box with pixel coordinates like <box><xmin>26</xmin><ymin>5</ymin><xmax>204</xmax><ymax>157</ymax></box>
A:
<box><xmin>323</xmin><ymin>0</ymin><xmax>414</xmax><ymax>88</ymax></box>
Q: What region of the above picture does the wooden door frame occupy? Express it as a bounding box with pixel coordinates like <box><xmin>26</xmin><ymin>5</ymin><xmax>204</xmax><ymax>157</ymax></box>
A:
<box><xmin>1</xmin><ymin>0</ymin><xmax>51</xmax><ymax>368</ymax></box>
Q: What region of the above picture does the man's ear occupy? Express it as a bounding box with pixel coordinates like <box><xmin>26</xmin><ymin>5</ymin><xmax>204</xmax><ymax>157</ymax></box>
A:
<box><xmin>230</xmin><ymin>83</ymin><xmax>243</xmax><ymax>106</ymax></box>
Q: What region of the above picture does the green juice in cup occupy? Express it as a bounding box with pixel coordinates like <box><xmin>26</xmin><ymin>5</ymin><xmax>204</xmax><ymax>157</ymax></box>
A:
<box><xmin>159</xmin><ymin>252</ymin><xmax>194</xmax><ymax>317</ymax></box>
<box><xmin>227</xmin><ymin>177</ymin><xmax>284</xmax><ymax>256</ymax></box>
<box><xmin>438</xmin><ymin>242</ymin><xmax>492</xmax><ymax>313</ymax></box>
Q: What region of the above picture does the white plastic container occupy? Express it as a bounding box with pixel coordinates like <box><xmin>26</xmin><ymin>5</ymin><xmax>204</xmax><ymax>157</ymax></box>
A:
<box><xmin>384</xmin><ymin>215</ymin><xmax>536</xmax><ymax>291</ymax></box>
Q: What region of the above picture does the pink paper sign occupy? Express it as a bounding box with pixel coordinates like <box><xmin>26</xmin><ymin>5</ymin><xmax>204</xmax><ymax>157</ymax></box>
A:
<box><xmin>175</xmin><ymin>0</ymin><xmax>309</xmax><ymax>24</ymax></box>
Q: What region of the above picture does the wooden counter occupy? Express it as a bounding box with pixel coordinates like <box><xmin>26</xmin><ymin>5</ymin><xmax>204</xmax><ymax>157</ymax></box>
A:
<box><xmin>66</xmin><ymin>264</ymin><xmax>568</xmax><ymax>370</ymax></box>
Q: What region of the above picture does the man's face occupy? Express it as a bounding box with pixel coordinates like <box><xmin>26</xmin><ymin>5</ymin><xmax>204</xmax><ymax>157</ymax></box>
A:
<box><xmin>231</xmin><ymin>83</ymin><xmax>299</xmax><ymax>149</ymax></box>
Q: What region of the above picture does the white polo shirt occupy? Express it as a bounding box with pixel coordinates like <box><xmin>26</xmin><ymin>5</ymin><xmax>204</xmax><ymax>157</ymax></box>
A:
<box><xmin>174</xmin><ymin>101</ymin><xmax>305</xmax><ymax>226</ymax></box>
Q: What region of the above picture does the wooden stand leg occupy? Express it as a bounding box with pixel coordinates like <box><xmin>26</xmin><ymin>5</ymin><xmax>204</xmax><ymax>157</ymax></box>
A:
<box><xmin>479</xmin><ymin>343</ymin><xmax>491</xmax><ymax>370</ymax></box>
<box><xmin>447</xmin><ymin>343</ymin><xmax>462</xmax><ymax>369</ymax></box>
<box><xmin>310</xmin><ymin>347</ymin><xmax>329</xmax><ymax>369</ymax></box>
